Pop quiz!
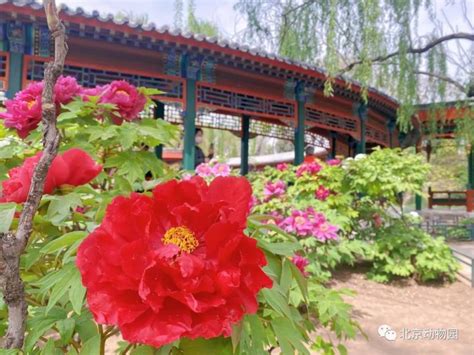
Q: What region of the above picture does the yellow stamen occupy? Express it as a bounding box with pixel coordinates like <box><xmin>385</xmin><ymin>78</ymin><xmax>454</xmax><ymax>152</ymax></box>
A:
<box><xmin>162</xmin><ymin>226</ymin><xmax>198</xmax><ymax>254</ymax></box>
<box><xmin>295</xmin><ymin>216</ymin><xmax>305</xmax><ymax>225</ymax></box>
<box><xmin>116</xmin><ymin>90</ymin><xmax>130</xmax><ymax>97</ymax></box>
<box><xmin>27</xmin><ymin>100</ymin><xmax>35</xmax><ymax>109</ymax></box>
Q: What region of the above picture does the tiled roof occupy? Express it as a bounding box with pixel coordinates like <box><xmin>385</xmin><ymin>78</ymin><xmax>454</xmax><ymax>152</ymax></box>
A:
<box><xmin>0</xmin><ymin>0</ymin><xmax>398</xmax><ymax>105</ymax></box>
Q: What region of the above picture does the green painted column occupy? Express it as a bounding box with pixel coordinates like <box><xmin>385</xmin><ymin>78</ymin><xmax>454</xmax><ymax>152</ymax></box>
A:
<box><xmin>153</xmin><ymin>100</ymin><xmax>165</xmax><ymax>160</ymax></box>
<box><xmin>355</xmin><ymin>103</ymin><xmax>368</xmax><ymax>154</ymax></box>
<box><xmin>387</xmin><ymin>119</ymin><xmax>396</xmax><ymax>148</ymax></box>
<box><xmin>294</xmin><ymin>83</ymin><xmax>305</xmax><ymax>165</ymax></box>
<box><xmin>6</xmin><ymin>52</ymin><xmax>23</xmax><ymax>99</ymax></box>
<box><xmin>415</xmin><ymin>145</ymin><xmax>423</xmax><ymax>211</ymax></box>
<box><xmin>468</xmin><ymin>145</ymin><xmax>474</xmax><ymax>189</ymax></box>
<box><xmin>240</xmin><ymin>115</ymin><xmax>250</xmax><ymax>175</ymax></box>
<box><xmin>183</xmin><ymin>77</ymin><xmax>197</xmax><ymax>170</ymax></box>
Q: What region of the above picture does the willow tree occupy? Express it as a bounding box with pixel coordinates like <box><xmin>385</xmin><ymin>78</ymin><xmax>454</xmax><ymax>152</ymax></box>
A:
<box><xmin>235</xmin><ymin>0</ymin><xmax>473</xmax><ymax>131</ymax></box>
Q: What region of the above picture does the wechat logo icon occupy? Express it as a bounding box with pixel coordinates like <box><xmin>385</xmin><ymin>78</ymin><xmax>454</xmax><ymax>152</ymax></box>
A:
<box><xmin>378</xmin><ymin>324</ymin><xmax>397</xmax><ymax>341</ymax></box>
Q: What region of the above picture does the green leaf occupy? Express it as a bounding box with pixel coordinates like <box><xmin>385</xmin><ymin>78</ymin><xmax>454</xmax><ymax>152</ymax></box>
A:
<box><xmin>68</xmin><ymin>269</ymin><xmax>86</xmax><ymax>315</ymax></box>
<box><xmin>177</xmin><ymin>337</ymin><xmax>232</xmax><ymax>355</ymax></box>
<box><xmin>280</xmin><ymin>258</ymin><xmax>293</xmax><ymax>296</ymax></box>
<box><xmin>45</xmin><ymin>194</ymin><xmax>82</xmax><ymax>226</ymax></box>
<box><xmin>271</xmin><ymin>317</ymin><xmax>309</xmax><ymax>355</ymax></box>
<box><xmin>40</xmin><ymin>231</ymin><xmax>87</xmax><ymax>254</ymax></box>
<box><xmin>35</xmin><ymin>263</ymin><xmax>78</xmax><ymax>314</ymax></box>
<box><xmin>40</xmin><ymin>338</ymin><xmax>61</xmax><ymax>355</ymax></box>
<box><xmin>81</xmin><ymin>334</ymin><xmax>100</xmax><ymax>354</ymax></box>
<box><xmin>261</xmin><ymin>287</ymin><xmax>294</xmax><ymax>321</ymax></box>
<box><xmin>25</xmin><ymin>307</ymin><xmax>68</xmax><ymax>352</ymax></box>
<box><xmin>257</xmin><ymin>240</ymin><xmax>301</xmax><ymax>256</ymax></box>
<box><xmin>56</xmin><ymin>318</ymin><xmax>75</xmax><ymax>345</ymax></box>
<box><xmin>0</xmin><ymin>203</ymin><xmax>17</xmax><ymax>233</ymax></box>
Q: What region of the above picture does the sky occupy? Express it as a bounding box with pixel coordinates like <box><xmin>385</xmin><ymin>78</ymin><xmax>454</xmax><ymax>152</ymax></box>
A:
<box><xmin>48</xmin><ymin>0</ymin><xmax>472</xmax><ymax>89</ymax></box>
<box><xmin>55</xmin><ymin>0</ymin><xmax>246</xmax><ymax>38</ymax></box>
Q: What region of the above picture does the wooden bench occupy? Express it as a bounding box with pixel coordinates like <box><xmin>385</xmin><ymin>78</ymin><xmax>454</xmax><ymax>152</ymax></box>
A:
<box><xmin>428</xmin><ymin>189</ymin><xmax>467</xmax><ymax>209</ymax></box>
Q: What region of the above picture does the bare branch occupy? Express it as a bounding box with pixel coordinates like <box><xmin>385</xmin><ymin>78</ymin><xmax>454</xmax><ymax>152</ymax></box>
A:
<box><xmin>337</xmin><ymin>32</ymin><xmax>474</xmax><ymax>75</ymax></box>
<box><xmin>1</xmin><ymin>0</ymin><xmax>68</xmax><ymax>349</ymax></box>
<box><xmin>413</xmin><ymin>70</ymin><xmax>466</xmax><ymax>92</ymax></box>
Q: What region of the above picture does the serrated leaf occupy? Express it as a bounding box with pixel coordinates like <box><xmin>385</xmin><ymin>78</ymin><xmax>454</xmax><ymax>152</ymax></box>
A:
<box><xmin>271</xmin><ymin>317</ymin><xmax>309</xmax><ymax>355</ymax></box>
<box><xmin>45</xmin><ymin>194</ymin><xmax>82</xmax><ymax>226</ymax></box>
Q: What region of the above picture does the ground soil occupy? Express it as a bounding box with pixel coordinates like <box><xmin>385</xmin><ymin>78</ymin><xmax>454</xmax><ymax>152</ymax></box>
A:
<box><xmin>329</xmin><ymin>269</ymin><xmax>474</xmax><ymax>355</ymax></box>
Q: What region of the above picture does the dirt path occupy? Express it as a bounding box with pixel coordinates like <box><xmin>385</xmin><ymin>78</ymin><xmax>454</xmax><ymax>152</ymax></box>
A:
<box><xmin>330</xmin><ymin>269</ymin><xmax>474</xmax><ymax>355</ymax></box>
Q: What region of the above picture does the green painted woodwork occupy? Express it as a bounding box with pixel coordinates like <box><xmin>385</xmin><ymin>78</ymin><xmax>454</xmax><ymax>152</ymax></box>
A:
<box><xmin>6</xmin><ymin>52</ymin><xmax>23</xmax><ymax>99</ymax></box>
<box><xmin>183</xmin><ymin>78</ymin><xmax>197</xmax><ymax>170</ymax></box>
<box><xmin>240</xmin><ymin>115</ymin><xmax>250</xmax><ymax>175</ymax></box>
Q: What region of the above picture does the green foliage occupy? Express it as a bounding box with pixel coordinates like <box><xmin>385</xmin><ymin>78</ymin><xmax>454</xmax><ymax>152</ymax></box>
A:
<box><xmin>344</xmin><ymin>148</ymin><xmax>429</xmax><ymax>204</ymax></box>
<box><xmin>365</xmin><ymin>219</ymin><xmax>459</xmax><ymax>283</ymax></box>
<box><xmin>235</xmin><ymin>0</ymin><xmax>468</xmax><ymax>129</ymax></box>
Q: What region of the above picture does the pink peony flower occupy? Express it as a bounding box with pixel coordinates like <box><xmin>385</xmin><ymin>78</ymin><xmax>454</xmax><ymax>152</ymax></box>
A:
<box><xmin>313</xmin><ymin>222</ymin><xmax>339</xmax><ymax>241</ymax></box>
<box><xmin>296</xmin><ymin>162</ymin><xmax>322</xmax><ymax>177</ymax></box>
<box><xmin>249</xmin><ymin>195</ymin><xmax>259</xmax><ymax>212</ymax></box>
<box><xmin>280</xmin><ymin>210</ymin><xmax>314</xmax><ymax>237</ymax></box>
<box><xmin>315</xmin><ymin>185</ymin><xmax>330</xmax><ymax>201</ymax></box>
<box><xmin>306</xmin><ymin>207</ymin><xmax>326</xmax><ymax>225</ymax></box>
<box><xmin>181</xmin><ymin>173</ymin><xmax>193</xmax><ymax>181</ymax></box>
<box><xmin>80</xmin><ymin>85</ymin><xmax>107</xmax><ymax>100</ymax></box>
<box><xmin>291</xmin><ymin>255</ymin><xmax>310</xmax><ymax>277</ymax></box>
<box><xmin>276</xmin><ymin>163</ymin><xmax>288</xmax><ymax>171</ymax></box>
<box><xmin>212</xmin><ymin>162</ymin><xmax>231</xmax><ymax>177</ymax></box>
<box><xmin>0</xmin><ymin>82</ymin><xmax>43</xmax><ymax>138</ymax></box>
<box><xmin>54</xmin><ymin>76</ymin><xmax>82</xmax><ymax>105</ymax></box>
<box><xmin>263</xmin><ymin>180</ymin><xmax>286</xmax><ymax>201</ymax></box>
<box><xmin>195</xmin><ymin>163</ymin><xmax>213</xmax><ymax>177</ymax></box>
<box><xmin>327</xmin><ymin>159</ymin><xmax>341</xmax><ymax>166</ymax></box>
<box><xmin>0</xmin><ymin>76</ymin><xmax>82</xmax><ymax>138</ymax></box>
<box><xmin>99</xmin><ymin>81</ymin><xmax>146</xmax><ymax>124</ymax></box>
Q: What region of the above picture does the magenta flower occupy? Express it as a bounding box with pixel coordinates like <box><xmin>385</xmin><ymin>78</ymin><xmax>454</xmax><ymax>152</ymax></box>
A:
<box><xmin>291</xmin><ymin>255</ymin><xmax>310</xmax><ymax>277</ymax></box>
<box><xmin>280</xmin><ymin>210</ymin><xmax>314</xmax><ymax>237</ymax></box>
<box><xmin>276</xmin><ymin>163</ymin><xmax>288</xmax><ymax>171</ymax></box>
<box><xmin>327</xmin><ymin>159</ymin><xmax>341</xmax><ymax>166</ymax></box>
<box><xmin>195</xmin><ymin>163</ymin><xmax>213</xmax><ymax>177</ymax></box>
<box><xmin>296</xmin><ymin>162</ymin><xmax>322</xmax><ymax>177</ymax></box>
<box><xmin>315</xmin><ymin>185</ymin><xmax>330</xmax><ymax>201</ymax></box>
<box><xmin>0</xmin><ymin>82</ymin><xmax>43</xmax><ymax>138</ymax></box>
<box><xmin>306</xmin><ymin>207</ymin><xmax>326</xmax><ymax>225</ymax></box>
<box><xmin>0</xmin><ymin>76</ymin><xmax>82</xmax><ymax>138</ymax></box>
<box><xmin>54</xmin><ymin>76</ymin><xmax>82</xmax><ymax>104</ymax></box>
<box><xmin>249</xmin><ymin>195</ymin><xmax>259</xmax><ymax>212</ymax></box>
<box><xmin>212</xmin><ymin>162</ymin><xmax>231</xmax><ymax>177</ymax></box>
<box><xmin>263</xmin><ymin>180</ymin><xmax>286</xmax><ymax>201</ymax></box>
<box><xmin>181</xmin><ymin>173</ymin><xmax>193</xmax><ymax>181</ymax></box>
<box><xmin>313</xmin><ymin>222</ymin><xmax>339</xmax><ymax>241</ymax></box>
<box><xmin>80</xmin><ymin>85</ymin><xmax>107</xmax><ymax>100</ymax></box>
<box><xmin>99</xmin><ymin>81</ymin><xmax>146</xmax><ymax>124</ymax></box>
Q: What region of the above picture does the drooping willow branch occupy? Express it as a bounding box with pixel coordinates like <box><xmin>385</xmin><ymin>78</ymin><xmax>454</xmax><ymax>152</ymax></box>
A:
<box><xmin>413</xmin><ymin>70</ymin><xmax>466</xmax><ymax>93</ymax></box>
<box><xmin>0</xmin><ymin>0</ymin><xmax>67</xmax><ymax>349</ymax></box>
<box><xmin>337</xmin><ymin>32</ymin><xmax>474</xmax><ymax>75</ymax></box>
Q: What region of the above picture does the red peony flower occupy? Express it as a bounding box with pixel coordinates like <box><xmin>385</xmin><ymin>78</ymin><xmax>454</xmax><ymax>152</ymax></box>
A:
<box><xmin>0</xmin><ymin>148</ymin><xmax>102</xmax><ymax>203</ymax></box>
<box><xmin>0</xmin><ymin>76</ymin><xmax>82</xmax><ymax>138</ymax></box>
<box><xmin>77</xmin><ymin>176</ymin><xmax>273</xmax><ymax>348</ymax></box>
<box><xmin>99</xmin><ymin>81</ymin><xmax>147</xmax><ymax>124</ymax></box>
